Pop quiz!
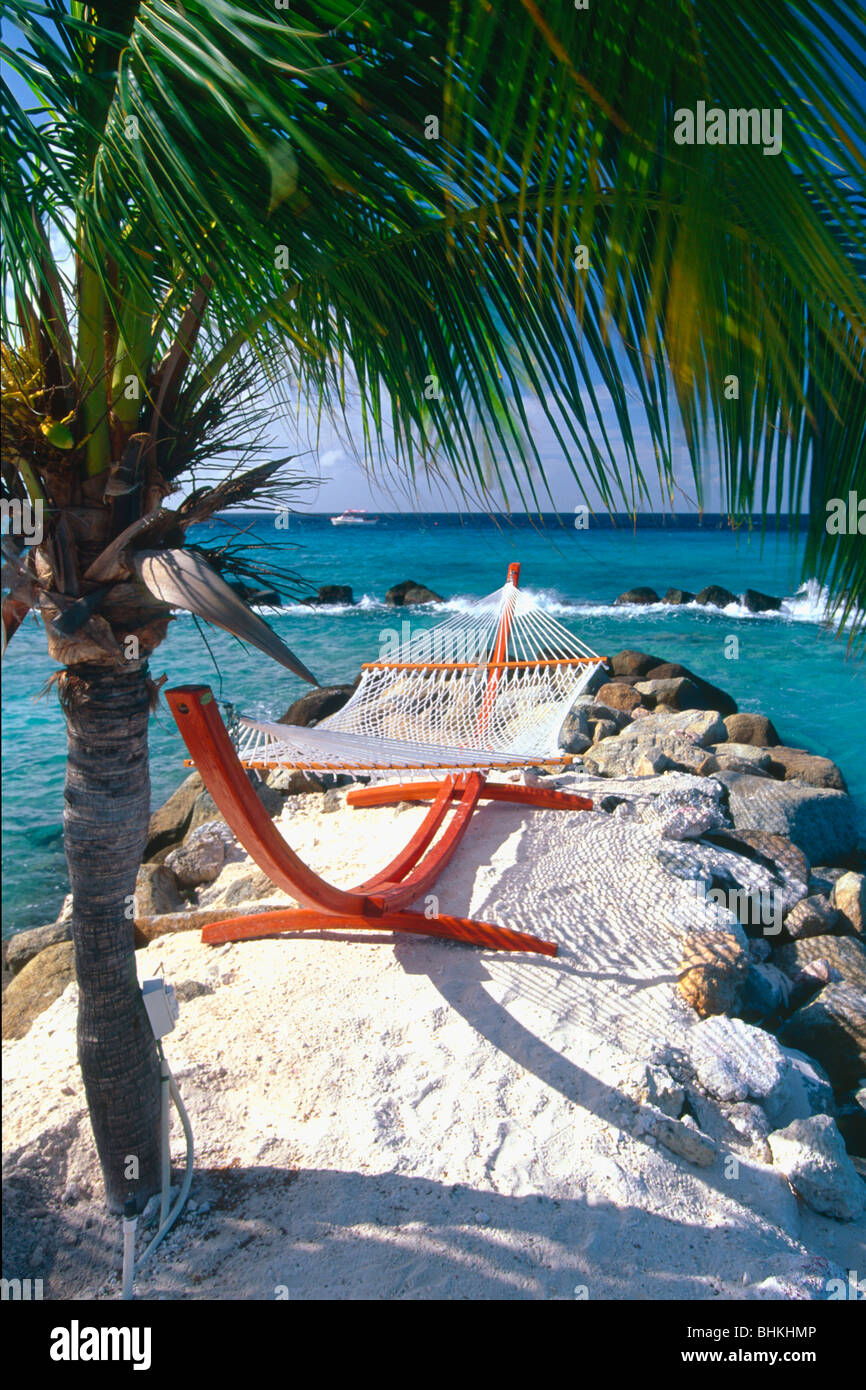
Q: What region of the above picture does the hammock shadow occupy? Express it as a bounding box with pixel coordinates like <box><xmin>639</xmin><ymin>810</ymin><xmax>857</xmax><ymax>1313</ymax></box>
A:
<box><xmin>382</xmin><ymin>799</ymin><xmax>803</xmax><ymax>1227</ymax></box>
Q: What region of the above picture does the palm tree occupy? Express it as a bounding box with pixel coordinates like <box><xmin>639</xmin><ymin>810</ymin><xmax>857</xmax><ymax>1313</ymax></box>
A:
<box><xmin>2</xmin><ymin>1</ymin><xmax>863</xmax><ymax>1212</ymax></box>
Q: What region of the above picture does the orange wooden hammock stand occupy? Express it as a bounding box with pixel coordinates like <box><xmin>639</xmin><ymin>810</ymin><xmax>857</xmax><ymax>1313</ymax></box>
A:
<box><xmin>165</xmin><ymin>564</ymin><xmax>594</xmax><ymax>957</ymax></box>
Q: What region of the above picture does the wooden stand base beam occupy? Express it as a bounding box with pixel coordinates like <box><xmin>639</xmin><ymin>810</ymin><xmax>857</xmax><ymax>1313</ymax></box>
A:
<box><xmin>347</xmin><ymin>780</ymin><xmax>593</xmax><ymax>813</ymax></box>
<box><xmin>201</xmin><ymin>906</ymin><xmax>557</xmax><ymax>956</ymax></box>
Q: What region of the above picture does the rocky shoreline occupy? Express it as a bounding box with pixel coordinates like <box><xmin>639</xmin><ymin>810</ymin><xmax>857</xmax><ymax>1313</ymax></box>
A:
<box><xmin>3</xmin><ymin>645</ymin><xmax>865</xmax><ymax>1249</ymax></box>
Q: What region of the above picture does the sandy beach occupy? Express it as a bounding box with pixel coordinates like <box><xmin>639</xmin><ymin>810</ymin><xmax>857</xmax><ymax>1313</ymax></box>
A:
<box><xmin>4</xmin><ymin>776</ymin><xmax>863</xmax><ymax>1300</ymax></box>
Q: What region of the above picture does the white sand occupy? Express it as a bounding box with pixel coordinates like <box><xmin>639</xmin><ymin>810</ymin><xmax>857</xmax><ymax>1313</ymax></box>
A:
<box><xmin>3</xmin><ymin>781</ymin><xmax>862</xmax><ymax>1299</ymax></box>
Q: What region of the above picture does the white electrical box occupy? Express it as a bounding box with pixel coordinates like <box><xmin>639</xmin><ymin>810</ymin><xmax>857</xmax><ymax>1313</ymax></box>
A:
<box><xmin>141</xmin><ymin>978</ymin><xmax>179</xmax><ymax>1039</ymax></box>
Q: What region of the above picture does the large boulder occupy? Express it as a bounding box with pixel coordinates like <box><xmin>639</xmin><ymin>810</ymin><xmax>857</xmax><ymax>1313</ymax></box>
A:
<box><xmin>711</xmin><ymin>772</ymin><xmax>858</xmax><ymax>864</ymax></box>
<box><xmin>634</xmin><ymin>677</ymin><xmax>707</xmax><ymax>712</ymax></box>
<box><xmin>678</xmin><ymin>931</ymin><xmax>749</xmax><ymax>1017</ymax></box>
<box><xmin>134</xmin><ymin>862</ymin><xmax>183</xmax><ymax>919</ymax></box>
<box><xmin>280</xmin><ymin>683</ymin><xmax>356</xmax><ymax>727</ymax></box>
<box><xmin>265</xmin><ymin>767</ymin><xmax>326</xmax><ymax>795</ymax></box>
<box><xmin>613</xmin><ymin>587</ymin><xmax>659</xmax><ymax>605</ymax></box>
<box><xmin>777</xmin><ymin>983</ymin><xmax>866</xmax><ymax>1091</ymax></box>
<box><xmin>2</xmin><ymin>942</ymin><xmax>76</xmax><ymax>1040</ymax></box>
<box><xmin>643</xmin><ymin>664</ymin><xmax>736</xmax><ymax>716</ymax></box>
<box><xmin>684</xmin><ymin>1015</ymin><xmax>787</xmax><ymax>1102</ymax></box>
<box><xmin>834</xmin><ymin>872</ymin><xmax>865</xmax><ymax>939</ymax></box>
<box><xmin>5</xmin><ymin>918</ymin><xmax>72</xmax><ymax>975</ymax></box>
<box><xmin>145</xmin><ymin>770</ymin><xmax>204</xmax><ymax>859</ymax></box>
<box><xmin>385</xmin><ymin>580</ymin><xmax>444</xmax><ymax>606</ymax></box>
<box><xmin>767</xmin><ymin>1115</ymin><xmax>865</xmax><ymax>1222</ymax></box>
<box><xmin>662</xmin><ymin>588</ymin><xmax>695</xmax><ymax>605</ymax></box>
<box><xmin>765</xmin><ymin>746</ymin><xmax>847</xmax><ymax>792</ymax></box>
<box><xmin>608</xmin><ymin>649</ymin><xmax>661</xmax><ymax>678</ymax></box>
<box><xmin>774</xmin><ymin>936</ymin><xmax>866</xmax><ymax>995</ymax></box>
<box><xmin>783</xmin><ymin>894</ymin><xmax>840</xmax><ymax>941</ymax></box>
<box><xmin>742</xmin><ymin>588</ymin><xmax>782</xmax><ymax>613</ymax></box>
<box><xmin>301</xmin><ymin>584</ymin><xmax>355</xmax><ymax>606</ymax></box>
<box><xmin>701</xmin><ymin>828</ymin><xmax>810</xmax><ymax>900</ymax></box>
<box><xmin>165</xmin><ymin>821</ymin><xmax>238</xmax><ymax>889</ymax></box>
<box><xmin>695</xmin><ymin>585</ymin><xmax>738</xmax><ymax>608</ymax></box>
<box><xmin>557</xmin><ymin>704</ymin><xmax>591</xmax><ymax>754</ymax></box>
<box><xmin>723</xmin><ymin>712</ymin><xmax>780</xmax><ymax>747</ymax></box>
<box><xmin>594</xmin><ymin>681</ymin><xmax>643</xmax><ymax>714</ymax></box>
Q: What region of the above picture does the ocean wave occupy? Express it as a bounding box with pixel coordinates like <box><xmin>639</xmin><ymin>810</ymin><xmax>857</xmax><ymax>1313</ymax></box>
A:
<box><xmin>231</xmin><ymin>576</ymin><xmax>861</xmax><ymax>629</ymax></box>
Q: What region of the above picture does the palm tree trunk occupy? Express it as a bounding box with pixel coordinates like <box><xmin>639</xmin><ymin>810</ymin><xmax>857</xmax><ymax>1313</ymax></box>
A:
<box><xmin>62</xmin><ymin>661</ymin><xmax>162</xmax><ymax>1213</ymax></box>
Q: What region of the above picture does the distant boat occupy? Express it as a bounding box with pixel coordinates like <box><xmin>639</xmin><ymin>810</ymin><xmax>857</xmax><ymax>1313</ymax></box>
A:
<box><xmin>330</xmin><ymin>509</ymin><xmax>379</xmax><ymax>526</ymax></box>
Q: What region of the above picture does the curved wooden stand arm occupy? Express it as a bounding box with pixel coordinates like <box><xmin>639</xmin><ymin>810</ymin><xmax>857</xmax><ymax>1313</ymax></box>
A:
<box><xmin>165</xmin><ymin>685</ymin><xmax>561</xmax><ymax>956</ymax></box>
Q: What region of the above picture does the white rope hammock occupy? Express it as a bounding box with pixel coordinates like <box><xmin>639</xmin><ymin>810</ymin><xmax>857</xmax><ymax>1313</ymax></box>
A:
<box><xmin>237</xmin><ymin>576</ymin><xmax>602</xmax><ymax>775</ymax></box>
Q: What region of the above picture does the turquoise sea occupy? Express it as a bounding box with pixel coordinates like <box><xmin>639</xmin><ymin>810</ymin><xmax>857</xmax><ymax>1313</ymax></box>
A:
<box><xmin>2</xmin><ymin>511</ymin><xmax>864</xmax><ymax>937</ymax></box>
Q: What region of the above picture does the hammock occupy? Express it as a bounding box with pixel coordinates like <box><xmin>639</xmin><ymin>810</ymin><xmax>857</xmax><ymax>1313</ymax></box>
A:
<box><xmin>167</xmin><ymin>563</ymin><xmax>603</xmax><ymax>956</ymax></box>
<box><xmin>236</xmin><ymin>563</ymin><xmax>603</xmax><ymax>773</ymax></box>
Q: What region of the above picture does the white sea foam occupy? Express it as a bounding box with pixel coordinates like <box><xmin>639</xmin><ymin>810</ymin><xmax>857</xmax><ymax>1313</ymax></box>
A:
<box><xmin>241</xmin><ymin>576</ymin><xmax>859</xmax><ymax>630</ymax></box>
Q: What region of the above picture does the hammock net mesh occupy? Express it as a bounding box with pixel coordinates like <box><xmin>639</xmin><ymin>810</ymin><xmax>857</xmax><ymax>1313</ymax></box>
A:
<box><xmin>237</xmin><ymin>576</ymin><xmax>603</xmax><ymax>774</ymax></box>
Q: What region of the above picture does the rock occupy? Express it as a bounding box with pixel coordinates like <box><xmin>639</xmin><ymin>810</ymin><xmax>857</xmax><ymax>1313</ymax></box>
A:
<box><xmin>301</xmin><ymin>584</ymin><xmax>354</xmax><ymax>606</ymax></box>
<box><xmin>134</xmin><ymin>862</ymin><xmax>183</xmax><ymax>918</ymax></box>
<box><xmin>783</xmin><ymin>894</ymin><xmax>840</xmax><ymax>940</ymax></box>
<box><xmin>662</xmin><ymin>588</ymin><xmax>695</xmax><ymax>605</ymax></box>
<box><xmin>558</xmin><ymin>705</ymin><xmax>591</xmax><ymax>755</ymax></box>
<box><xmin>634</xmin><ymin>677</ymin><xmax>708</xmax><ymax>712</ymax></box>
<box><xmin>591</xmin><ymin>718</ymin><xmax>618</xmax><ymax>744</ymax></box>
<box><xmin>633</xmin><ymin>749</ymin><xmax>671</xmax><ymax>777</ymax></box>
<box><xmin>643</xmin><ymin>665</ymin><xmax>736</xmax><ymax>716</ymax></box>
<box><xmin>765</xmin><ymin>746</ymin><xmax>847</xmax><ymax>792</ymax></box>
<box><xmin>583</xmin><ymin>700</ymin><xmax>632</xmax><ymax>731</ymax></box>
<box><xmin>678</xmin><ymin>932</ymin><xmax>749</xmax><ymax>1017</ymax></box>
<box><xmin>778</xmin><ymin>983</ymin><xmax>866</xmax><ymax>1091</ymax></box>
<box><xmin>711</xmin><ymin>773</ymin><xmax>858</xmax><ymax>864</ymax></box>
<box><xmin>145</xmin><ymin>771</ymin><xmax>204</xmax><ymax>859</ymax></box>
<box><xmin>710</xmin><ymin>753</ymin><xmax>772</xmax><ymax>778</ymax></box>
<box><xmin>174</xmin><ymin>979</ymin><xmax>216</xmax><ymax>1003</ymax></box>
<box><xmin>767</xmin><ymin>1114</ymin><xmax>865</xmax><ymax>1221</ymax></box>
<box><xmin>709</xmin><ymin>742</ymin><xmax>773</xmax><ymax>771</ymax></box>
<box><xmin>618</xmin><ymin>706</ymin><xmax>727</xmax><ymax>747</ymax></box>
<box><xmin>701</xmin><ymin>829</ymin><xmax>810</xmax><ymax>901</ymax></box>
<box><xmin>198</xmin><ymin>866</ymin><xmax>275</xmax><ymax>909</ymax></box>
<box><xmin>723</xmin><ymin>712</ymin><xmax>780</xmax><ymax>747</ymax></box>
<box><xmin>609</xmin><ymin>649</ymin><xmax>661</xmax><ymax>678</ymax></box>
<box><xmin>739</xmin><ymin>962</ymin><xmax>793</xmax><ymax>1021</ymax></box>
<box><xmin>763</xmin><ymin>1047</ymin><xmax>836</xmax><ymax>1129</ymax></box>
<box><xmin>836</xmin><ymin>1095</ymin><xmax>866</xmax><ymax>1157</ymax></box>
<box><xmin>742</xmin><ymin>588</ymin><xmax>782</xmax><ymax>613</ymax></box>
<box><xmin>165</xmin><ymin>822</ymin><xmax>236</xmax><ymax>888</ymax></box>
<box><xmin>774</xmin><ymin>936</ymin><xmax>866</xmax><ymax>994</ymax></box>
<box><xmin>834</xmin><ymin>872</ymin><xmax>865</xmax><ymax>938</ymax></box>
<box><xmin>695</xmin><ymin>584</ymin><xmax>738</xmax><ymax>608</ymax></box>
<box><xmin>183</xmin><ymin>774</ymin><xmax>282</xmax><ymax>836</ymax></box>
<box><xmin>5</xmin><ymin>919</ymin><xmax>72</xmax><ymax>975</ymax></box>
<box><xmin>685</xmin><ymin>1015</ymin><xmax>787</xmax><ymax>1102</ymax></box>
<box><xmin>266</xmin><ymin>767</ymin><xmax>325</xmax><ymax>794</ymax></box>
<box><xmin>640</xmin><ymin>1064</ymin><xmax>685</xmax><ymax>1117</ymax></box>
<box><xmin>594</xmin><ymin>682</ymin><xmax>642</xmax><ymax>714</ymax></box>
<box><xmin>280</xmin><ymin>684</ymin><xmax>356</xmax><ymax>727</ymax></box>
<box><xmin>646</xmin><ymin>1111</ymin><xmax>717</xmax><ymax>1166</ymax></box>
<box><xmin>385</xmin><ymin>580</ymin><xmax>444</xmax><ymax>606</ymax></box>
<box><xmin>810</xmin><ymin>866</ymin><xmax>846</xmax><ymax>897</ymax></box>
<box><xmin>613</xmin><ymin>587</ymin><xmax>659</xmax><ymax>605</ymax></box>
<box><xmin>656</xmin><ymin>804</ymin><xmax>723</xmax><ymax>841</ymax></box>
<box><xmin>722</xmin><ymin>1101</ymin><xmax>772</xmax><ymax>1159</ymax></box>
<box><xmin>2</xmin><ymin>942</ymin><xmax>76</xmax><ymax>1040</ymax></box>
